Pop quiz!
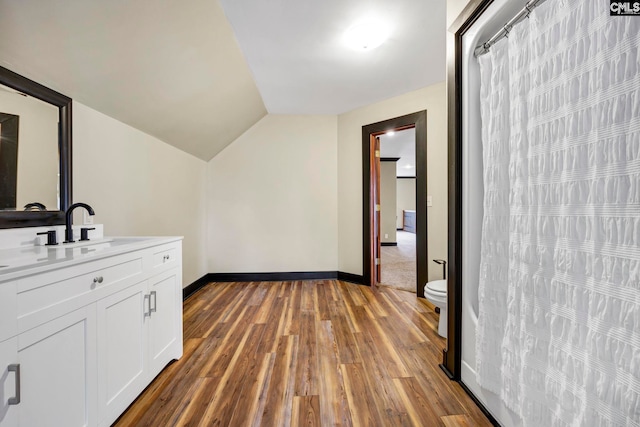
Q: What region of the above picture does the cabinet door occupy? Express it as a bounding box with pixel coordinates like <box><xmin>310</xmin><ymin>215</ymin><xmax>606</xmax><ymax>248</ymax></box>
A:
<box><xmin>148</xmin><ymin>269</ymin><xmax>182</xmax><ymax>376</ymax></box>
<box><xmin>0</xmin><ymin>337</ymin><xmax>18</xmax><ymax>427</ymax></box>
<box><xmin>16</xmin><ymin>306</ymin><xmax>97</xmax><ymax>427</ymax></box>
<box><xmin>0</xmin><ymin>281</ymin><xmax>17</xmax><ymax>343</ymax></box>
<box><xmin>96</xmin><ymin>281</ymin><xmax>148</xmax><ymax>427</ymax></box>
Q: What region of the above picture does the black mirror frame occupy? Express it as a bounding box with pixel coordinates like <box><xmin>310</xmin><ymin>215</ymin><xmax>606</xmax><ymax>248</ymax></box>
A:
<box><xmin>0</xmin><ymin>65</ymin><xmax>72</xmax><ymax>229</ymax></box>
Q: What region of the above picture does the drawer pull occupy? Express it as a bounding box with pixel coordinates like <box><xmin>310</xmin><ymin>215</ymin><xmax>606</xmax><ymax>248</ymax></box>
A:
<box><xmin>93</xmin><ymin>276</ymin><xmax>104</xmax><ymax>284</ymax></box>
<box><xmin>8</xmin><ymin>364</ymin><xmax>20</xmax><ymax>405</ymax></box>
<box><xmin>163</xmin><ymin>254</ymin><xmax>171</xmax><ymax>262</ymax></box>
<box><xmin>150</xmin><ymin>291</ymin><xmax>157</xmax><ymax>314</ymax></box>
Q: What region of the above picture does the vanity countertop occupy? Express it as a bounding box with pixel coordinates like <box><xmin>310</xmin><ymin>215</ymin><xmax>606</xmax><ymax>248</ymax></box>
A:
<box><xmin>0</xmin><ymin>236</ymin><xmax>182</xmax><ymax>282</ymax></box>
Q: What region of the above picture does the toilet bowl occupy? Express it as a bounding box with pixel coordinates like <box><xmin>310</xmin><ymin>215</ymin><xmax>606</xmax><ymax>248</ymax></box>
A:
<box><xmin>424</xmin><ymin>279</ymin><xmax>447</xmax><ymax>338</ymax></box>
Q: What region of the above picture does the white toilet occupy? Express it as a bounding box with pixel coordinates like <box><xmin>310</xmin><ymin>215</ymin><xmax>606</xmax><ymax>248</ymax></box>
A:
<box><xmin>424</xmin><ymin>279</ymin><xmax>447</xmax><ymax>338</ymax></box>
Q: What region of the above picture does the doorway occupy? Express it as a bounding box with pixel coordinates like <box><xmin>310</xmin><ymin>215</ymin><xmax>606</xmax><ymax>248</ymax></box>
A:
<box><xmin>362</xmin><ymin>111</ymin><xmax>428</xmax><ymax>297</ymax></box>
<box><xmin>379</xmin><ymin>129</ymin><xmax>417</xmax><ymax>292</ymax></box>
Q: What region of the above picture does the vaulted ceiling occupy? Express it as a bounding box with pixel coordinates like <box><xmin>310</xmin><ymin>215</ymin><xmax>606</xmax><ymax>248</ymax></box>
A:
<box><xmin>219</xmin><ymin>0</ymin><xmax>446</xmax><ymax>114</ymax></box>
<box><xmin>0</xmin><ymin>0</ymin><xmax>446</xmax><ymax>161</ymax></box>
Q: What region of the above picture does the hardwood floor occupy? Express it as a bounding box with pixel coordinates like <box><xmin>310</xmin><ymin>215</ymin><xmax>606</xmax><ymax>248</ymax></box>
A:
<box><xmin>114</xmin><ymin>280</ymin><xmax>491</xmax><ymax>426</ymax></box>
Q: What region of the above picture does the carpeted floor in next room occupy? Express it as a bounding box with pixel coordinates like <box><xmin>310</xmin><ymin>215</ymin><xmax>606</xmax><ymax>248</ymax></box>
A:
<box><xmin>380</xmin><ymin>230</ymin><xmax>416</xmax><ymax>293</ymax></box>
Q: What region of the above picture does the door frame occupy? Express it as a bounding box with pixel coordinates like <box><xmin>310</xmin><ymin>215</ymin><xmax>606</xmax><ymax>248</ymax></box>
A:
<box><xmin>362</xmin><ymin>110</ymin><xmax>428</xmax><ymax>296</ymax></box>
<box><xmin>443</xmin><ymin>0</ymin><xmax>494</xmax><ymax>380</ymax></box>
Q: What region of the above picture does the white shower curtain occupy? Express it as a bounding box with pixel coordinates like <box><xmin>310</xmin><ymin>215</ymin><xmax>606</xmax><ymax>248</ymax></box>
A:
<box><xmin>476</xmin><ymin>0</ymin><xmax>640</xmax><ymax>426</ymax></box>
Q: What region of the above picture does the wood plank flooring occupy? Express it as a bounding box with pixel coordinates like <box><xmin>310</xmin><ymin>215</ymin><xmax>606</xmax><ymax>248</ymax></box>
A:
<box><xmin>114</xmin><ymin>280</ymin><xmax>491</xmax><ymax>426</ymax></box>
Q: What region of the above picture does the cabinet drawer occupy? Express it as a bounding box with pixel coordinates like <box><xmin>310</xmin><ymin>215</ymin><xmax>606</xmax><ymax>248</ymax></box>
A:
<box><xmin>17</xmin><ymin>257</ymin><xmax>143</xmax><ymax>333</ymax></box>
<box><xmin>151</xmin><ymin>245</ymin><xmax>178</xmax><ymax>271</ymax></box>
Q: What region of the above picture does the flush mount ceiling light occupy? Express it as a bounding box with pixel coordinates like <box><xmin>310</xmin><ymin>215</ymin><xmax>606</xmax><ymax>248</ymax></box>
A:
<box><xmin>343</xmin><ymin>18</ymin><xmax>390</xmax><ymax>51</ymax></box>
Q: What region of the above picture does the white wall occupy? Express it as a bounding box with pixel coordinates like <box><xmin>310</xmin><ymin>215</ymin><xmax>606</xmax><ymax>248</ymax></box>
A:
<box><xmin>337</xmin><ymin>82</ymin><xmax>448</xmax><ymax>281</ymax></box>
<box><xmin>73</xmin><ymin>101</ymin><xmax>208</xmax><ymax>286</ymax></box>
<box><xmin>396</xmin><ymin>178</ymin><xmax>416</xmax><ymax>229</ymax></box>
<box><xmin>0</xmin><ymin>89</ymin><xmax>59</xmax><ymax>210</ymax></box>
<box><xmin>380</xmin><ymin>161</ymin><xmax>397</xmax><ymax>243</ymax></box>
<box><xmin>206</xmin><ymin>115</ymin><xmax>338</xmax><ymax>273</ymax></box>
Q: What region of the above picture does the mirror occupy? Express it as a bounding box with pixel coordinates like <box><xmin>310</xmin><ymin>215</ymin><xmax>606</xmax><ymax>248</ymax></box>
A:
<box><xmin>0</xmin><ymin>66</ymin><xmax>72</xmax><ymax>229</ymax></box>
<box><xmin>0</xmin><ymin>84</ymin><xmax>59</xmax><ymax>211</ymax></box>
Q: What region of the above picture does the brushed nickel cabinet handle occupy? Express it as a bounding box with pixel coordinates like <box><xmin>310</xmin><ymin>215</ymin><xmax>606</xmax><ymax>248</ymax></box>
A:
<box><xmin>8</xmin><ymin>364</ymin><xmax>20</xmax><ymax>405</ymax></box>
<box><xmin>144</xmin><ymin>294</ymin><xmax>151</xmax><ymax>317</ymax></box>
<box><xmin>150</xmin><ymin>291</ymin><xmax>157</xmax><ymax>314</ymax></box>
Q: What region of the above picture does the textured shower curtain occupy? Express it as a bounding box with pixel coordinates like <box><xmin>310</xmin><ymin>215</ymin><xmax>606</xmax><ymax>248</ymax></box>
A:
<box><xmin>475</xmin><ymin>0</ymin><xmax>640</xmax><ymax>425</ymax></box>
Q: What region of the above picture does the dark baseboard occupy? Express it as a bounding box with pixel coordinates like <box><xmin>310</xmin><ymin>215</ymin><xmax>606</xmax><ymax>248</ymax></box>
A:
<box><xmin>337</xmin><ymin>271</ymin><xmax>364</xmax><ymax>285</ymax></box>
<box><xmin>208</xmin><ymin>271</ymin><xmax>339</xmax><ymax>282</ymax></box>
<box><xmin>459</xmin><ymin>381</ymin><xmax>501</xmax><ymax>426</ymax></box>
<box><xmin>183</xmin><ymin>271</ymin><xmax>365</xmax><ymax>299</ymax></box>
<box><xmin>182</xmin><ymin>273</ymin><xmax>214</xmax><ymax>300</ymax></box>
<box><xmin>440</xmin><ymin>361</ymin><xmax>455</xmax><ymax>380</ymax></box>
<box><xmin>381</xmin><ymin>242</ymin><xmax>397</xmax><ymax>246</ymax></box>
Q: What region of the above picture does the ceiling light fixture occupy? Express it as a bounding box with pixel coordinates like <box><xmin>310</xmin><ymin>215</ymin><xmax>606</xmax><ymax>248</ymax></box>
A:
<box><xmin>344</xmin><ymin>18</ymin><xmax>390</xmax><ymax>51</ymax></box>
<box><xmin>386</xmin><ymin>131</ymin><xmax>395</xmax><ymax>136</ymax></box>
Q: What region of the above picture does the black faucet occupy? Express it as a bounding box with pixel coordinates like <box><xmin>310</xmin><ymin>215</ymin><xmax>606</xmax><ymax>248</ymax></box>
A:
<box><xmin>64</xmin><ymin>203</ymin><xmax>95</xmax><ymax>243</ymax></box>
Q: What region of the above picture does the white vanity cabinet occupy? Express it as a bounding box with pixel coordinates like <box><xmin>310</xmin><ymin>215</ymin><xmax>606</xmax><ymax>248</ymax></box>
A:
<box><xmin>16</xmin><ymin>306</ymin><xmax>97</xmax><ymax>427</ymax></box>
<box><xmin>0</xmin><ymin>301</ymin><xmax>97</xmax><ymax>427</ymax></box>
<box><xmin>147</xmin><ymin>268</ymin><xmax>181</xmax><ymax>375</ymax></box>
<box><xmin>95</xmin><ymin>243</ymin><xmax>183</xmax><ymax>427</ymax></box>
<box><xmin>96</xmin><ymin>281</ymin><xmax>148</xmax><ymax>426</ymax></box>
<box><xmin>0</xmin><ymin>237</ymin><xmax>183</xmax><ymax>427</ymax></box>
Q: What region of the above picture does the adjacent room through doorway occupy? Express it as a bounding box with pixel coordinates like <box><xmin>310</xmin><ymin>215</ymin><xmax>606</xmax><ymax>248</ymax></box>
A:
<box><xmin>379</xmin><ymin>128</ymin><xmax>417</xmax><ymax>292</ymax></box>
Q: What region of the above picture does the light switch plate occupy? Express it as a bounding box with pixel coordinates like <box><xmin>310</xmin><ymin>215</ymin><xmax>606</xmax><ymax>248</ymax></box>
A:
<box><xmin>427</xmin><ymin>196</ymin><xmax>433</xmax><ymax>207</ymax></box>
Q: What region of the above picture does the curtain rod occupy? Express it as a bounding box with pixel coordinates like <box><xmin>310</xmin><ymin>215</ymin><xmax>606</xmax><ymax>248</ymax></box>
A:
<box><xmin>474</xmin><ymin>0</ymin><xmax>549</xmax><ymax>57</ymax></box>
